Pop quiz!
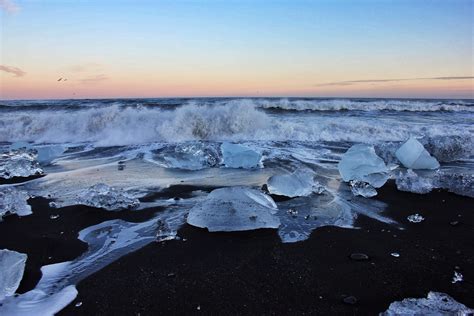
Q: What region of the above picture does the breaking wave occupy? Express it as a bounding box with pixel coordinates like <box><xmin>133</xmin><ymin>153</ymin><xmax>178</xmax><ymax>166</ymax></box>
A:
<box><xmin>0</xmin><ymin>99</ymin><xmax>472</xmax><ymax>146</ymax></box>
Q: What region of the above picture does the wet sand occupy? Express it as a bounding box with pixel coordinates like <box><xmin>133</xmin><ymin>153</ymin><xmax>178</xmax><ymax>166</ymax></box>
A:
<box><xmin>1</xmin><ymin>182</ymin><xmax>473</xmax><ymax>315</ymax></box>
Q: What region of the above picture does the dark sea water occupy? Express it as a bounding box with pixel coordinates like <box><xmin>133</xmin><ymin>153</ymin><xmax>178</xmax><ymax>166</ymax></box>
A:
<box><xmin>0</xmin><ymin>98</ymin><xmax>473</xmax><ymax>314</ymax></box>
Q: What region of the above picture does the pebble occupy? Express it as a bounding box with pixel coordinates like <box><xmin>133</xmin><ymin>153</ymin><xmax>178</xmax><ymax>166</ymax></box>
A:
<box><xmin>167</xmin><ymin>272</ymin><xmax>176</xmax><ymax>278</ymax></box>
<box><xmin>343</xmin><ymin>296</ymin><xmax>358</xmax><ymax>305</ymax></box>
<box><xmin>350</xmin><ymin>253</ymin><xmax>369</xmax><ymax>261</ymax></box>
<box><xmin>390</xmin><ymin>252</ymin><xmax>400</xmax><ymax>258</ymax></box>
<box><xmin>450</xmin><ymin>221</ymin><xmax>459</xmax><ymax>226</ymax></box>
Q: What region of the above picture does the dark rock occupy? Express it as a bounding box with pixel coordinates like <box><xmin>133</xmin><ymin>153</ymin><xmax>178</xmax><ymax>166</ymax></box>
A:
<box><xmin>343</xmin><ymin>296</ymin><xmax>358</xmax><ymax>305</ymax></box>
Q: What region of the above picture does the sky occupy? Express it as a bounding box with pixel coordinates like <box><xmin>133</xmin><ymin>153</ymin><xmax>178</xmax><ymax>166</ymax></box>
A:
<box><xmin>0</xmin><ymin>0</ymin><xmax>473</xmax><ymax>100</ymax></box>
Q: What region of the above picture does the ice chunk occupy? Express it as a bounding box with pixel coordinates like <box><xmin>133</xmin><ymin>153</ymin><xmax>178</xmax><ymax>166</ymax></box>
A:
<box><xmin>221</xmin><ymin>143</ymin><xmax>261</xmax><ymax>169</ymax></box>
<box><xmin>395</xmin><ymin>137</ymin><xmax>440</xmax><ymax>170</ymax></box>
<box><xmin>151</xmin><ymin>142</ymin><xmax>220</xmax><ymax>170</ymax></box>
<box><xmin>0</xmin><ymin>187</ymin><xmax>32</xmax><ymax>220</ymax></box>
<box><xmin>338</xmin><ymin>144</ymin><xmax>389</xmax><ymax>188</ymax></box>
<box><xmin>396</xmin><ymin>169</ymin><xmax>474</xmax><ymax>198</ymax></box>
<box><xmin>396</xmin><ymin>169</ymin><xmax>434</xmax><ymax>194</ymax></box>
<box><xmin>349</xmin><ymin>180</ymin><xmax>377</xmax><ymax>198</ymax></box>
<box><xmin>0</xmin><ymin>149</ymin><xmax>43</xmax><ymax>179</ymax></box>
<box><xmin>407</xmin><ymin>213</ymin><xmax>424</xmax><ymax>223</ymax></box>
<box><xmin>52</xmin><ymin>183</ymin><xmax>140</xmax><ymax>211</ymax></box>
<box><xmin>0</xmin><ymin>249</ymin><xmax>27</xmax><ymax>300</ymax></box>
<box><xmin>267</xmin><ymin>170</ymin><xmax>324</xmax><ymax>198</ymax></box>
<box><xmin>187</xmin><ymin>187</ymin><xmax>280</xmax><ymax>232</ymax></box>
<box><xmin>452</xmin><ymin>271</ymin><xmax>463</xmax><ymax>284</ymax></box>
<box><xmin>381</xmin><ymin>291</ymin><xmax>473</xmax><ymax>315</ymax></box>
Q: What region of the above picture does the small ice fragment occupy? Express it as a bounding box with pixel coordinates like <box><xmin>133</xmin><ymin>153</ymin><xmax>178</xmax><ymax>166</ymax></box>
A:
<box><xmin>381</xmin><ymin>291</ymin><xmax>473</xmax><ymax>315</ymax></box>
<box><xmin>349</xmin><ymin>180</ymin><xmax>377</xmax><ymax>198</ymax></box>
<box><xmin>350</xmin><ymin>253</ymin><xmax>369</xmax><ymax>261</ymax></box>
<box><xmin>221</xmin><ymin>143</ymin><xmax>261</xmax><ymax>169</ymax></box>
<box><xmin>49</xmin><ymin>201</ymin><xmax>58</xmax><ymax>208</ymax></box>
<box><xmin>338</xmin><ymin>144</ymin><xmax>389</xmax><ymax>188</ymax></box>
<box><xmin>75</xmin><ymin>301</ymin><xmax>83</xmax><ymax>307</ymax></box>
<box><xmin>395</xmin><ymin>137</ymin><xmax>440</xmax><ymax>170</ymax></box>
<box><xmin>0</xmin><ymin>148</ymin><xmax>44</xmax><ymax>179</ymax></box>
<box><xmin>49</xmin><ymin>214</ymin><xmax>60</xmax><ymax>220</ymax></box>
<box><xmin>0</xmin><ymin>249</ymin><xmax>27</xmax><ymax>300</ymax></box>
<box><xmin>156</xmin><ymin>219</ymin><xmax>177</xmax><ymax>242</ymax></box>
<box><xmin>390</xmin><ymin>252</ymin><xmax>400</xmax><ymax>258</ymax></box>
<box><xmin>395</xmin><ymin>169</ymin><xmax>434</xmax><ymax>194</ymax></box>
<box><xmin>74</xmin><ymin>183</ymin><xmax>140</xmax><ymax>211</ymax></box>
<box><xmin>452</xmin><ymin>271</ymin><xmax>463</xmax><ymax>283</ymax></box>
<box><xmin>0</xmin><ymin>187</ymin><xmax>32</xmax><ymax>220</ymax></box>
<box><xmin>187</xmin><ymin>187</ymin><xmax>280</xmax><ymax>232</ymax></box>
<box><xmin>407</xmin><ymin>214</ymin><xmax>424</xmax><ymax>223</ymax></box>
<box><xmin>267</xmin><ymin>169</ymin><xmax>324</xmax><ymax>198</ymax></box>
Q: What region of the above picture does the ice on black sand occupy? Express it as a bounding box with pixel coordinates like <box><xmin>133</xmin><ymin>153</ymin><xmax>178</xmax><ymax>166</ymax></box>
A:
<box><xmin>187</xmin><ymin>186</ymin><xmax>280</xmax><ymax>232</ymax></box>
<box><xmin>266</xmin><ymin>169</ymin><xmax>324</xmax><ymax>198</ymax></box>
<box><xmin>395</xmin><ymin>137</ymin><xmax>440</xmax><ymax>170</ymax></box>
<box><xmin>220</xmin><ymin>143</ymin><xmax>261</xmax><ymax>169</ymax></box>
<box><xmin>381</xmin><ymin>292</ymin><xmax>473</xmax><ymax>315</ymax></box>
<box><xmin>0</xmin><ymin>187</ymin><xmax>32</xmax><ymax>220</ymax></box>
<box><xmin>338</xmin><ymin>144</ymin><xmax>389</xmax><ymax>197</ymax></box>
<box><xmin>0</xmin><ymin>249</ymin><xmax>27</xmax><ymax>301</ymax></box>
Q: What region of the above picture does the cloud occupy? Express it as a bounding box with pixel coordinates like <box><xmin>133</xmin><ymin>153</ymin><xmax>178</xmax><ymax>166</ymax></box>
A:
<box><xmin>78</xmin><ymin>74</ymin><xmax>108</xmax><ymax>84</ymax></box>
<box><xmin>0</xmin><ymin>65</ymin><xmax>26</xmax><ymax>77</ymax></box>
<box><xmin>316</xmin><ymin>76</ymin><xmax>474</xmax><ymax>87</ymax></box>
<box><xmin>0</xmin><ymin>0</ymin><xmax>20</xmax><ymax>13</ymax></box>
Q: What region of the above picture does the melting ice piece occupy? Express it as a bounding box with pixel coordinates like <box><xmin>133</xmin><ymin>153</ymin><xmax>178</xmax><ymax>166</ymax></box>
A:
<box><xmin>0</xmin><ymin>249</ymin><xmax>27</xmax><ymax>301</ymax></box>
<box><xmin>221</xmin><ymin>143</ymin><xmax>261</xmax><ymax>169</ymax></box>
<box><xmin>0</xmin><ymin>187</ymin><xmax>32</xmax><ymax>219</ymax></box>
<box><xmin>152</xmin><ymin>142</ymin><xmax>221</xmax><ymax>170</ymax></box>
<box><xmin>56</xmin><ymin>183</ymin><xmax>140</xmax><ymax>211</ymax></box>
<box><xmin>381</xmin><ymin>291</ymin><xmax>473</xmax><ymax>315</ymax></box>
<box><xmin>338</xmin><ymin>144</ymin><xmax>389</xmax><ymax>188</ymax></box>
<box><xmin>349</xmin><ymin>180</ymin><xmax>377</xmax><ymax>198</ymax></box>
<box><xmin>452</xmin><ymin>271</ymin><xmax>463</xmax><ymax>284</ymax></box>
<box><xmin>187</xmin><ymin>187</ymin><xmax>280</xmax><ymax>232</ymax></box>
<box><xmin>396</xmin><ymin>169</ymin><xmax>474</xmax><ymax>198</ymax></box>
<box><xmin>396</xmin><ymin>169</ymin><xmax>434</xmax><ymax>194</ymax></box>
<box><xmin>395</xmin><ymin>137</ymin><xmax>440</xmax><ymax>170</ymax></box>
<box><xmin>0</xmin><ymin>149</ymin><xmax>43</xmax><ymax>179</ymax></box>
<box><xmin>407</xmin><ymin>214</ymin><xmax>424</xmax><ymax>223</ymax></box>
<box><xmin>267</xmin><ymin>170</ymin><xmax>324</xmax><ymax>198</ymax></box>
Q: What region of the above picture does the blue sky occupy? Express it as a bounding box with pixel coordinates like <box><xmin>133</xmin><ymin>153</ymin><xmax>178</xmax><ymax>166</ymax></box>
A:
<box><xmin>1</xmin><ymin>0</ymin><xmax>473</xmax><ymax>99</ymax></box>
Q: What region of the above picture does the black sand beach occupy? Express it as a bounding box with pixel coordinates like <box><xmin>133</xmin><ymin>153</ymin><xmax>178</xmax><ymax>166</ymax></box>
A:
<box><xmin>1</xmin><ymin>181</ymin><xmax>472</xmax><ymax>315</ymax></box>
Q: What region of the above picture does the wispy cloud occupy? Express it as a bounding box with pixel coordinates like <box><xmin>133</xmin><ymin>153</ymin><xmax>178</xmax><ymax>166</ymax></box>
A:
<box><xmin>0</xmin><ymin>0</ymin><xmax>20</xmax><ymax>13</ymax></box>
<box><xmin>0</xmin><ymin>65</ymin><xmax>26</xmax><ymax>77</ymax></box>
<box><xmin>79</xmin><ymin>74</ymin><xmax>108</xmax><ymax>84</ymax></box>
<box><xmin>317</xmin><ymin>76</ymin><xmax>474</xmax><ymax>87</ymax></box>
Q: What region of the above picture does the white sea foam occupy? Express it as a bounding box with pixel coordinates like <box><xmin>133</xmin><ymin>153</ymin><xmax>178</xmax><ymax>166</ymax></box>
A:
<box><xmin>0</xmin><ymin>99</ymin><xmax>472</xmax><ymax>147</ymax></box>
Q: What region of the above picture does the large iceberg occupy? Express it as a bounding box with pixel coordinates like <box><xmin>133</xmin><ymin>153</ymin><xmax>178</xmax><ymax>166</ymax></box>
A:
<box><xmin>338</xmin><ymin>144</ymin><xmax>389</xmax><ymax>188</ymax></box>
<box><xmin>187</xmin><ymin>187</ymin><xmax>280</xmax><ymax>232</ymax></box>
<box><xmin>51</xmin><ymin>183</ymin><xmax>140</xmax><ymax>211</ymax></box>
<box><xmin>0</xmin><ymin>249</ymin><xmax>27</xmax><ymax>301</ymax></box>
<box><xmin>381</xmin><ymin>291</ymin><xmax>473</xmax><ymax>315</ymax></box>
<box><xmin>151</xmin><ymin>142</ymin><xmax>221</xmax><ymax>170</ymax></box>
<box><xmin>221</xmin><ymin>143</ymin><xmax>262</xmax><ymax>169</ymax></box>
<box><xmin>0</xmin><ymin>149</ymin><xmax>44</xmax><ymax>179</ymax></box>
<box><xmin>266</xmin><ymin>169</ymin><xmax>324</xmax><ymax>198</ymax></box>
<box><xmin>0</xmin><ymin>187</ymin><xmax>32</xmax><ymax>220</ymax></box>
<box><xmin>395</xmin><ymin>137</ymin><xmax>440</xmax><ymax>170</ymax></box>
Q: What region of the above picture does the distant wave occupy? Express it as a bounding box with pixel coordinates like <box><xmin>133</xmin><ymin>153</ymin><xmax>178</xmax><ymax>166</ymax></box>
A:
<box><xmin>254</xmin><ymin>98</ymin><xmax>474</xmax><ymax>112</ymax></box>
<box><xmin>0</xmin><ymin>99</ymin><xmax>472</xmax><ymax>146</ymax></box>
